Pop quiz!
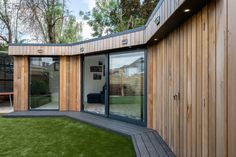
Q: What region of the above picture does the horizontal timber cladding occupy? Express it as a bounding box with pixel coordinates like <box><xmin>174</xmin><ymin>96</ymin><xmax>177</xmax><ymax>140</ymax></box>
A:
<box><xmin>13</xmin><ymin>56</ymin><xmax>28</xmax><ymax>111</ymax></box>
<box><xmin>147</xmin><ymin>0</ymin><xmax>227</xmax><ymax>157</ymax></box>
<box><xmin>60</xmin><ymin>56</ymin><xmax>81</xmax><ymax>111</ymax></box>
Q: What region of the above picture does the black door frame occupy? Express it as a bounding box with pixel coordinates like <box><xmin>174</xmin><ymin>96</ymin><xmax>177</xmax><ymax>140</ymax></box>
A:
<box><xmin>81</xmin><ymin>49</ymin><xmax>147</xmax><ymax>126</ymax></box>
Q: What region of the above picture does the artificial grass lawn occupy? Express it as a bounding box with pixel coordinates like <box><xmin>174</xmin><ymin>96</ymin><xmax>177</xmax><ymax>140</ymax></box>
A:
<box><xmin>0</xmin><ymin>117</ymin><xmax>135</xmax><ymax>157</ymax></box>
<box><xmin>110</xmin><ymin>96</ymin><xmax>144</xmax><ymax>104</ymax></box>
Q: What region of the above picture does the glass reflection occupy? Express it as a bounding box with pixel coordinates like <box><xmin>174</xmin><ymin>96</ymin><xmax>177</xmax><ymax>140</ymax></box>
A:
<box><xmin>29</xmin><ymin>57</ymin><xmax>59</xmax><ymax>110</ymax></box>
<box><xmin>83</xmin><ymin>55</ymin><xmax>106</xmax><ymax>114</ymax></box>
<box><xmin>109</xmin><ymin>52</ymin><xmax>145</xmax><ymax>120</ymax></box>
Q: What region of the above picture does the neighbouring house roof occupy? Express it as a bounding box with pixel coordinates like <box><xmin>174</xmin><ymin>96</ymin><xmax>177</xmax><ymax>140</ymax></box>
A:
<box><xmin>111</xmin><ymin>57</ymin><xmax>144</xmax><ymax>74</ymax></box>
<box><xmin>8</xmin><ymin>0</ymin><xmax>208</xmax><ymax>56</ymax></box>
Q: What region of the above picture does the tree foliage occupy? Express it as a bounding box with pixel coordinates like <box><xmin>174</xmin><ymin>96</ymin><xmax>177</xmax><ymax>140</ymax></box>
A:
<box><xmin>0</xmin><ymin>0</ymin><xmax>159</xmax><ymax>46</ymax></box>
<box><xmin>58</xmin><ymin>15</ymin><xmax>82</xmax><ymax>43</ymax></box>
<box><xmin>80</xmin><ymin>0</ymin><xmax>118</xmax><ymax>37</ymax></box>
<box><xmin>0</xmin><ymin>0</ymin><xmax>24</xmax><ymax>49</ymax></box>
<box><xmin>141</xmin><ymin>0</ymin><xmax>159</xmax><ymax>20</ymax></box>
<box><xmin>0</xmin><ymin>0</ymin><xmax>83</xmax><ymax>45</ymax></box>
<box><xmin>80</xmin><ymin>0</ymin><xmax>159</xmax><ymax>37</ymax></box>
<box><xmin>22</xmin><ymin>0</ymin><xmax>82</xmax><ymax>43</ymax></box>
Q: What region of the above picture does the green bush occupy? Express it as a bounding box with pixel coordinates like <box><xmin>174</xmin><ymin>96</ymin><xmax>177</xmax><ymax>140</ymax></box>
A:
<box><xmin>30</xmin><ymin>95</ymin><xmax>51</xmax><ymax>108</ymax></box>
<box><xmin>31</xmin><ymin>79</ymin><xmax>49</xmax><ymax>95</ymax></box>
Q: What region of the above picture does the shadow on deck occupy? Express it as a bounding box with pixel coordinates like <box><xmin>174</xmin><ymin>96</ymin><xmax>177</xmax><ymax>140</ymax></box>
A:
<box><xmin>3</xmin><ymin>111</ymin><xmax>175</xmax><ymax>157</ymax></box>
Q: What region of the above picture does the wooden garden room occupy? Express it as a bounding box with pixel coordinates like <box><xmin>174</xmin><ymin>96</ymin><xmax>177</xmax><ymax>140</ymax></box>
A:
<box><xmin>7</xmin><ymin>0</ymin><xmax>236</xmax><ymax>156</ymax></box>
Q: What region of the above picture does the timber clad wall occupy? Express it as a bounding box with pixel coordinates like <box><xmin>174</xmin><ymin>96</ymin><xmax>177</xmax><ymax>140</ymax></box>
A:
<box><xmin>8</xmin><ymin>29</ymin><xmax>145</xmax><ymax>56</ymax></box>
<box><xmin>12</xmin><ymin>56</ymin><xmax>81</xmax><ymax>112</ymax></box>
<box><xmin>147</xmin><ymin>0</ymin><xmax>226</xmax><ymax>157</ymax></box>
<box><xmin>227</xmin><ymin>0</ymin><xmax>236</xmax><ymax>156</ymax></box>
<box><xmin>13</xmin><ymin>56</ymin><xmax>28</xmax><ymax>111</ymax></box>
<box><xmin>60</xmin><ymin>56</ymin><xmax>81</xmax><ymax>111</ymax></box>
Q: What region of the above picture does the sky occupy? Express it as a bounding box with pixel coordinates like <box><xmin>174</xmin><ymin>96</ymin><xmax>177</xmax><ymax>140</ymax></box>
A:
<box><xmin>67</xmin><ymin>0</ymin><xmax>96</xmax><ymax>40</ymax></box>
<box><xmin>67</xmin><ymin>0</ymin><xmax>144</xmax><ymax>40</ymax></box>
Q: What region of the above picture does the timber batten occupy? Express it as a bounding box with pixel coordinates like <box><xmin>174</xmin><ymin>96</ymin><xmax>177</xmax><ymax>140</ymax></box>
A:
<box><xmin>13</xmin><ymin>56</ymin><xmax>28</xmax><ymax>111</ymax></box>
<box><xmin>60</xmin><ymin>56</ymin><xmax>81</xmax><ymax>111</ymax></box>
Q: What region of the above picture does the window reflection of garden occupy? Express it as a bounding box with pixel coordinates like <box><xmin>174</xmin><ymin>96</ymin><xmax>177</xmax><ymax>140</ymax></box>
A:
<box><xmin>29</xmin><ymin>57</ymin><xmax>59</xmax><ymax>110</ymax></box>
<box><xmin>109</xmin><ymin>52</ymin><xmax>145</xmax><ymax>120</ymax></box>
<box><xmin>0</xmin><ymin>52</ymin><xmax>13</xmax><ymax>110</ymax></box>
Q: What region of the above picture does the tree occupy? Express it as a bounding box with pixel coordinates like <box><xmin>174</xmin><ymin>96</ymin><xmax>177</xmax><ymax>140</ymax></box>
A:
<box><xmin>80</xmin><ymin>0</ymin><xmax>159</xmax><ymax>37</ymax></box>
<box><xmin>141</xmin><ymin>0</ymin><xmax>159</xmax><ymax>20</ymax></box>
<box><xmin>22</xmin><ymin>0</ymin><xmax>82</xmax><ymax>43</ymax></box>
<box><xmin>80</xmin><ymin>0</ymin><xmax>118</xmax><ymax>37</ymax></box>
<box><xmin>119</xmin><ymin>0</ymin><xmax>143</xmax><ymax>29</ymax></box>
<box><xmin>0</xmin><ymin>0</ymin><xmax>23</xmax><ymax>46</ymax></box>
<box><xmin>0</xmin><ymin>0</ymin><xmax>13</xmax><ymax>44</ymax></box>
<box><xmin>58</xmin><ymin>15</ymin><xmax>82</xmax><ymax>43</ymax></box>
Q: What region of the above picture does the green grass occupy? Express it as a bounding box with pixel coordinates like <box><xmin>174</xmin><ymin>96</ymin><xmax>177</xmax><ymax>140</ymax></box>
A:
<box><xmin>110</xmin><ymin>96</ymin><xmax>144</xmax><ymax>105</ymax></box>
<box><xmin>0</xmin><ymin>117</ymin><xmax>135</xmax><ymax>157</ymax></box>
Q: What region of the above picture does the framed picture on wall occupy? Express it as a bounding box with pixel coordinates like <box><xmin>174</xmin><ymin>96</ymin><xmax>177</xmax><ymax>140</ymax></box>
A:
<box><xmin>90</xmin><ymin>66</ymin><xmax>102</xmax><ymax>72</ymax></box>
<box><xmin>93</xmin><ymin>74</ymin><xmax>102</xmax><ymax>80</ymax></box>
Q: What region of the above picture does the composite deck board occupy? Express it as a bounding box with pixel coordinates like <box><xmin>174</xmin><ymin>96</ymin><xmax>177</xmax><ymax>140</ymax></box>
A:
<box><xmin>140</xmin><ymin>133</ymin><xmax>161</xmax><ymax>157</ymax></box>
<box><xmin>153</xmin><ymin>132</ymin><xmax>176</xmax><ymax>157</ymax></box>
<box><xmin>147</xmin><ymin>132</ymin><xmax>168</xmax><ymax>157</ymax></box>
<box><xmin>134</xmin><ymin>134</ymin><xmax>151</xmax><ymax>157</ymax></box>
<box><xmin>131</xmin><ymin>135</ymin><xmax>142</xmax><ymax>157</ymax></box>
<box><xmin>3</xmin><ymin>111</ymin><xmax>176</xmax><ymax>157</ymax></box>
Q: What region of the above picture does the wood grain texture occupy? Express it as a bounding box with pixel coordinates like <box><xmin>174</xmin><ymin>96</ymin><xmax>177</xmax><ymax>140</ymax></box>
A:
<box><xmin>227</xmin><ymin>0</ymin><xmax>236</xmax><ymax>156</ymax></box>
<box><xmin>147</xmin><ymin>1</ymin><xmax>226</xmax><ymax>156</ymax></box>
<box><xmin>60</xmin><ymin>56</ymin><xmax>81</xmax><ymax>111</ymax></box>
<box><xmin>8</xmin><ymin>30</ymin><xmax>145</xmax><ymax>56</ymax></box>
<box><xmin>147</xmin><ymin>46</ymin><xmax>153</xmax><ymax>128</ymax></box>
<box><xmin>9</xmin><ymin>0</ymin><xmax>235</xmax><ymax>156</ymax></box>
<box><xmin>13</xmin><ymin>56</ymin><xmax>28</xmax><ymax>111</ymax></box>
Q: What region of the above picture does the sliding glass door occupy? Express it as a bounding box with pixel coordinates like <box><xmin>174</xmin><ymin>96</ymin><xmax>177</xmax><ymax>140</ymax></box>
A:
<box><xmin>29</xmin><ymin>57</ymin><xmax>60</xmax><ymax>110</ymax></box>
<box><xmin>109</xmin><ymin>51</ymin><xmax>145</xmax><ymax>122</ymax></box>
<box><xmin>82</xmin><ymin>50</ymin><xmax>146</xmax><ymax>124</ymax></box>
<box><xmin>82</xmin><ymin>54</ymin><xmax>106</xmax><ymax>115</ymax></box>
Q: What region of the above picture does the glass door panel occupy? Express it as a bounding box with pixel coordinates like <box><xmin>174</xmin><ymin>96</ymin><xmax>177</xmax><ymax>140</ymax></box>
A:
<box><xmin>29</xmin><ymin>57</ymin><xmax>60</xmax><ymax>110</ymax></box>
<box><xmin>109</xmin><ymin>51</ymin><xmax>145</xmax><ymax>121</ymax></box>
<box><xmin>83</xmin><ymin>54</ymin><xmax>106</xmax><ymax>115</ymax></box>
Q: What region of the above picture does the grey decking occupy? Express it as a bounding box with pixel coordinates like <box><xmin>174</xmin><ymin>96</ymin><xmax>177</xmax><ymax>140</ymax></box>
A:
<box><xmin>3</xmin><ymin>111</ymin><xmax>176</xmax><ymax>157</ymax></box>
